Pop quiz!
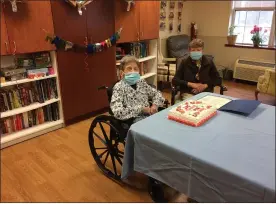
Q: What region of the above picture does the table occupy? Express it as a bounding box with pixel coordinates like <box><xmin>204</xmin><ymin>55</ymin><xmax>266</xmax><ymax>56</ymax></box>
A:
<box><xmin>121</xmin><ymin>92</ymin><xmax>275</xmax><ymax>202</ymax></box>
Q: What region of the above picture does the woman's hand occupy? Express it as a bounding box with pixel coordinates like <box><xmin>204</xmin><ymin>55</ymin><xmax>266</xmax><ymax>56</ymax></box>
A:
<box><xmin>197</xmin><ymin>84</ymin><xmax>208</xmax><ymax>92</ymax></box>
<box><xmin>143</xmin><ymin>107</ymin><xmax>151</xmax><ymax>115</ymax></box>
<box><xmin>150</xmin><ymin>104</ymin><xmax>158</xmax><ymax>115</ymax></box>
<box><xmin>188</xmin><ymin>82</ymin><xmax>201</xmax><ymax>89</ymax></box>
<box><xmin>143</xmin><ymin>105</ymin><xmax>158</xmax><ymax>115</ymax></box>
<box><xmin>190</xmin><ymin>83</ymin><xmax>208</xmax><ymax>94</ymax></box>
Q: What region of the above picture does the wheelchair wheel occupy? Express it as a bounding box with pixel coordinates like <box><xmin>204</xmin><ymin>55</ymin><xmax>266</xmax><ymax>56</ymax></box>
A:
<box><xmin>88</xmin><ymin>115</ymin><xmax>124</xmax><ymax>182</ymax></box>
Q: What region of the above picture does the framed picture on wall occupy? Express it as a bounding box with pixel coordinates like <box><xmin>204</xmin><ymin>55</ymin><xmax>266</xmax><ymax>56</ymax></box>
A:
<box><xmin>178</xmin><ymin>12</ymin><xmax>182</xmax><ymax>20</ymax></box>
<box><xmin>160</xmin><ymin>11</ymin><xmax>166</xmax><ymax>20</ymax></box>
<box><xmin>161</xmin><ymin>1</ymin><xmax>167</xmax><ymax>9</ymax></box>
<box><xmin>169</xmin><ymin>22</ymin><xmax>173</xmax><ymax>32</ymax></box>
<box><xmin>169</xmin><ymin>12</ymin><xmax>174</xmax><ymax>19</ymax></box>
<box><xmin>160</xmin><ymin>21</ymin><xmax>166</xmax><ymax>31</ymax></box>
<box><xmin>178</xmin><ymin>23</ymin><xmax>181</xmax><ymax>33</ymax></box>
<box><xmin>178</xmin><ymin>2</ymin><xmax>184</xmax><ymax>9</ymax></box>
<box><xmin>169</xmin><ymin>2</ymin><xmax>175</xmax><ymax>9</ymax></box>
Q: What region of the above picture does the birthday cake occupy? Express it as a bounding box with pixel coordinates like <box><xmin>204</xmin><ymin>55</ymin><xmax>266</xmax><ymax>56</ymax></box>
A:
<box><xmin>168</xmin><ymin>100</ymin><xmax>217</xmax><ymax>127</ymax></box>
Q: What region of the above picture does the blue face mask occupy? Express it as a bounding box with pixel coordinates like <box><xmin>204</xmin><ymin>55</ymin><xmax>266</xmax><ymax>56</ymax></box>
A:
<box><xmin>124</xmin><ymin>72</ymin><xmax>140</xmax><ymax>85</ymax></box>
<box><xmin>190</xmin><ymin>51</ymin><xmax>203</xmax><ymax>60</ymax></box>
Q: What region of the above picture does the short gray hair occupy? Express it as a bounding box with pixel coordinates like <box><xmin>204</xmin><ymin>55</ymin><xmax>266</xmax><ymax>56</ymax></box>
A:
<box><xmin>189</xmin><ymin>39</ymin><xmax>204</xmax><ymax>49</ymax></box>
<box><xmin>119</xmin><ymin>55</ymin><xmax>140</xmax><ymax>71</ymax></box>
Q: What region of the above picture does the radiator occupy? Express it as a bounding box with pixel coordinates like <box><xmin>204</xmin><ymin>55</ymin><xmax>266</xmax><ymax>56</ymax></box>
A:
<box><xmin>233</xmin><ymin>58</ymin><xmax>275</xmax><ymax>82</ymax></box>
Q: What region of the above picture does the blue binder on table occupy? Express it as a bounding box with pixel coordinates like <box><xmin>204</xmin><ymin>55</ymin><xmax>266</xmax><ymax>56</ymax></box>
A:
<box><xmin>218</xmin><ymin>99</ymin><xmax>261</xmax><ymax>116</ymax></box>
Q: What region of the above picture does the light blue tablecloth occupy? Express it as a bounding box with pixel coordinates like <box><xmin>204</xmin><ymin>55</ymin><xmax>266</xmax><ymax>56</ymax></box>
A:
<box><xmin>121</xmin><ymin>92</ymin><xmax>275</xmax><ymax>202</ymax></box>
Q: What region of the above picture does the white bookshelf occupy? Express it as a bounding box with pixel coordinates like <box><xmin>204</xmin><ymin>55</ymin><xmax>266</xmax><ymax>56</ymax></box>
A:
<box><xmin>116</xmin><ymin>55</ymin><xmax>156</xmax><ymax>66</ymax></box>
<box><xmin>0</xmin><ymin>51</ymin><xmax>64</xmax><ymax>149</ymax></box>
<box><xmin>116</xmin><ymin>39</ymin><xmax>158</xmax><ymax>86</ymax></box>
<box><xmin>1</xmin><ymin>120</ymin><xmax>64</xmax><ymax>149</ymax></box>
<box><xmin>141</xmin><ymin>72</ymin><xmax>156</xmax><ymax>79</ymax></box>
<box><xmin>0</xmin><ymin>74</ymin><xmax>57</xmax><ymax>88</ymax></box>
<box><xmin>1</xmin><ymin>98</ymin><xmax>60</xmax><ymax>118</ymax></box>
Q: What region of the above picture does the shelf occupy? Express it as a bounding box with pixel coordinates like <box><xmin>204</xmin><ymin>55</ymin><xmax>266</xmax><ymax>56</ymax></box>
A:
<box><xmin>141</xmin><ymin>72</ymin><xmax>156</xmax><ymax>79</ymax></box>
<box><xmin>138</xmin><ymin>55</ymin><xmax>156</xmax><ymax>62</ymax></box>
<box><xmin>0</xmin><ymin>98</ymin><xmax>60</xmax><ymax>119</ymax></box>
<box><xmin>0</xmin><ymin>74</ymin><xmax>57</xmax><ymax>88</ymax></box>
<box><xmin>116</xmin><ymin>55</ymin><xmax>156</xmax><ymax>66</ymax></box>
<box><xmin>1</xmin><ymin>120</ymin><xmax>64</xmax><ymax>149</ymax></box>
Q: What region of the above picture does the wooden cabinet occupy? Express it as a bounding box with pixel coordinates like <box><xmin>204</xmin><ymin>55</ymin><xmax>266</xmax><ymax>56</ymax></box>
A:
<box><xmin>115</xmin><ymin>0</ymin><xmax>160</xmax><ymax>43</ymax></box>
<box><xmin>139</xmin><ymin>1</ymin><xmax>160</xmax><ymax>41</ymax></box>
<box><xmin>1</xmin><ymin>0</ymin><xmax>55</xmax><ymax>55</ymax></box>
<box><xmin>50</xmin><ymin>0</ymin><xmax>89</xmax><ymax>123</ymax></box>
<box><xmin>86</xmin><ymin>0</ymin><xmax>117</xmax><ymax>112</ymax></box>
<box><xmin>1</xmin><ymin>6</ymin><xmax>11</xmax><ymax>55</ymax></box>
<box><xmin>115</xmin><ymin>0</ymin><xmax>139</xmax><ymax>43</ymax></box>
<box><xmin>51</xmin><ymin>0</ymin><xmax>116</xmax><ymax>124</ymax></box>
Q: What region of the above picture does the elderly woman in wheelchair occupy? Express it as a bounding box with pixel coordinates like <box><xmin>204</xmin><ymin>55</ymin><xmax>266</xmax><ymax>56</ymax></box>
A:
<box><xmin>88</xmin><ymin>55</ymin><xmax>167</xmax><ymax>182</ymax></box>
<box><xmin>172</xmin><ymin>38</ymin><xmax>225</xmax><ymax>104</ymax></box>
<box><xmin>111</xmin><ymin>55</ymin><xmax>165</xmax><ymax>123</ymax></box>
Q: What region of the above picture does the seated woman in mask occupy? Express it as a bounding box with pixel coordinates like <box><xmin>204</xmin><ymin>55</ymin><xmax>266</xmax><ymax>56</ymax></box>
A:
<box><xmin>111</xmin><ymin>55</ymin><xmax>165</xmax><ymax>123</ymax></box>
<box><xmin>172</xmin><ymin>39</ymin><xmax>221</xmax><ymax>100</ymax></box>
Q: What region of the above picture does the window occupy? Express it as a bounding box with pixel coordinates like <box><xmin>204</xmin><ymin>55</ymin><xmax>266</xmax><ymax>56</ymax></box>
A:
<box><xmin>230</xmin><ymin>1</ymin><xmax>275</xmax><ymax>47</ymax></box>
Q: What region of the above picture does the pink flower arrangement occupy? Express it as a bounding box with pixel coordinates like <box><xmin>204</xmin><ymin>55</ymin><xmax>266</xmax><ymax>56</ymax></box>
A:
<box><xmin>250</xmin><ymin>25</ymin><xmax>268</xmax><ymax>46</ymax></box>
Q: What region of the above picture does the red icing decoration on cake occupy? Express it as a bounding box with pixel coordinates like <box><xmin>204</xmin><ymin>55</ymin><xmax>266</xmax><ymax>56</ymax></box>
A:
<box><xmin>168</xmin><ymin>100</ymin><xmax>217</xmax><ymax>127</ymax></box>
<box><xmin>168</xmin><ymin>111</ymin><xmax>217</xmax><ymax>127</ymax></box>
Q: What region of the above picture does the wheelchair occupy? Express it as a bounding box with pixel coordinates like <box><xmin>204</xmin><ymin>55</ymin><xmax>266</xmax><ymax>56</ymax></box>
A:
<box><xmin>88</xmin><ymin>83</ymin><xmax>169</xmax><ymax>202</ymax></box>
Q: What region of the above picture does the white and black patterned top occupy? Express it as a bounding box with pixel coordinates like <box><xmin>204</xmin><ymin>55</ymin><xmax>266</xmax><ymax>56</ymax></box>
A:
<box><xmin>110</xmin><ymin>79</ymin><xmax>165</xmax><ymax>121</ymax></box>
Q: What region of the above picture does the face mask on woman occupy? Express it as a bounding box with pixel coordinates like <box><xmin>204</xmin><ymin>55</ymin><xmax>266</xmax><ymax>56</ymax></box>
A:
<box><xmin>124</xmin><ymin>72</ymin><xmax>140</xmax><ymax>85</ymax></box>
<box><xmin>190</xmin><ymin>51</ymin><xmax>202</xmax><ymax>60</ymax></box>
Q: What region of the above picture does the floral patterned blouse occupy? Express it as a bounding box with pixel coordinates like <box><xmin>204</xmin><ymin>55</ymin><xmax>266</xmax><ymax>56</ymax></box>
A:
<box><xmin>110</xmin><ymin>79</ymin><xmax>165</xmax><ymax>121</ymax></box>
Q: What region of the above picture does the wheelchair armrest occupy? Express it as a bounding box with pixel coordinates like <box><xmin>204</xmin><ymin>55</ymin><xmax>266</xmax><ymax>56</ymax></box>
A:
<box><xmin>171</xmin><ymin>85</ymin><xmax>180</xmax><ymax>105</ymax></box>
<box><xmin>217</xmin><ymin>76</ymin><xmax>227</xmax><ymax>95</ymax></box>
<box><xmin>219</xmin><ymin>84</ymin><xmax>224</xmax><ymax>95</ymax></box>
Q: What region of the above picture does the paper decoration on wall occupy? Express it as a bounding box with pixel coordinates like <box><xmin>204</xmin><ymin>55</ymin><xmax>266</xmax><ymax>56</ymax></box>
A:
<box><xmin>160</xmin><ymin>1</ymin><xmax>167</xmax><ymax>9</ymax></box>
<box><xmin>65</xmin><ymin>0</ymin><xmax>93</xmax><ymax>15</ymax></box>
<box><xmin>169</xmin><ymin>12</ymin><xmax>174</xmax><ymax>20</ymax></box>
<box><xmin>178</xmin><ymin>2</ymin><xmax>184</xmax><ymax>9</ymax></box>
<box><xmin>160</xmin><ymin>11</ymin><xmax>166</xmax><ymax>20</ymax></box>
<box><xmin>45</xmin><ymin>28</ymin><xmax>122</xmax><ymax>54</ymax></box>
<box><xmin>177</xmin><ymin>1</ymin><xmax>183</xmax><ymax>33</ymax></box>
<box><xmin>178</xmin><ymin>12</ymin><xmax>182</xmax><ymax>20</ymax></box>
<box><xmin>1</xmin><ymin>0</ymin><xmax>22</xmax><ymax>12</ymax></box>
<box><xmin>178</xmin><ymin>23</ymin><xmax>181</xmax><ymax>33</ymax></box>
<box><xmin>10</xmin><ymin>0</ymin><xmax>18</xmax><ymax>12</ymax></box>
<box><xmin>125</xmin><ymin>0</ymin><xmax>134</xmax><ymax>11</ymax></box>
<box><xmin>160</xmin><ymin>21</ymin><xmax>166</xmax><ymax>31</ymax></box>
<box><xmin>169</xmin><ymin>22</ymin><xmax>173</xmax><ymax>32</ymax></box>
<box><xmin>169</xmin><ymin>2</ymin><xmax>175</xmax><ymax>9</ymax></box>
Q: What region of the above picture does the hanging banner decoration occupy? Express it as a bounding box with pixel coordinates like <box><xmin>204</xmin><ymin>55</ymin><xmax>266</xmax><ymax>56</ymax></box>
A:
<box><xmin>65</xmin><ymin>0</ymin><xmax>93</xmax><ymax>15</ymax></box>
<box><xmin>45</xmin><ymin>28</ymin><xmax>123</xmax><ymax>54</ymax></box>
<box><xmin>125</xmin><ymin>0</ymin><xmax>134</xmax><ymax>11</ymax></box>
<box><xmin>1</xmin><ymin>0</ymin><xmax>22</xmax><ymax>12</ymax></box>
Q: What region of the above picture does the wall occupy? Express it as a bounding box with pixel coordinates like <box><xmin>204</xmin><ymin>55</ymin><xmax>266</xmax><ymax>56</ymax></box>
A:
<box><xmin>158</xmin><ymin>1</ymin><xmax>192</xmax><ymax>63</ymax></box>
<box><xmin>189</xmin><ymin>1</ymin><xmax>275</xmax><ymax>69</ymax></box>
<box><xmin>159</xmin><ymin>1</ymin><xmax>192</xmax><ymax>39</ymax></box>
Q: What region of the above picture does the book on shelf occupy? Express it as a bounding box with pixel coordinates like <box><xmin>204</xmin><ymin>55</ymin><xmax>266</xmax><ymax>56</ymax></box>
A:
<box><xmin>116</xmin><ymin>42</ymin><xmax>149</xmax><ymax>60</ymax></box>
<box><xmin>0</xmin><ymin>52</ymin><xmax>54</xmax><ymax>84</ymax></box>
<box><xmin>115</xmin><ymin>61</ymin><xmax>149</xmax><ymax>80</ymax></box>
<box><xmin>0</xmin><ymin>102</ymin><xmax>60</xmax><ymax>136</ymax></box>
<box><xmin>140</xmin><ymin>62</ymin><xmax>148</xmax><ymax>76</ymax></box>
<box><xmin>0</xmin><ymin>78</ymin><xmax>58</xmax><ymax>113</ymax></box>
